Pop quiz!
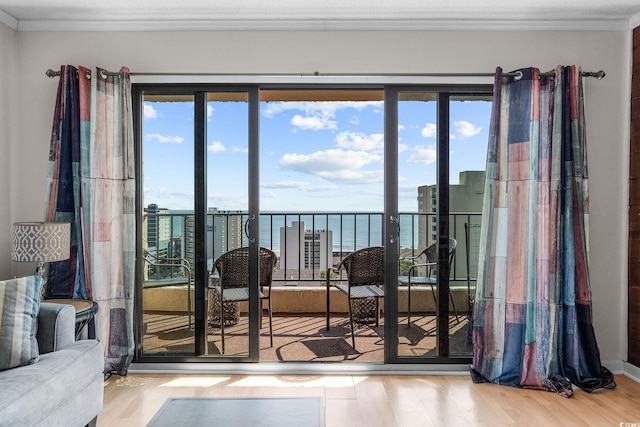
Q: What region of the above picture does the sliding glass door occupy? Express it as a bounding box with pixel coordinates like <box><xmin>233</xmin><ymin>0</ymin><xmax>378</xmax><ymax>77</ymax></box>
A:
<box><xmin>135</xmin><ymin>86</ymin><xmax>260</xmax><ymax>361</ymax></box>
<box><xmin>134</xmin><ymin>82</ymin><xmax>490</xmax><ymax>365</ymax></box>
<box><xmin>385</xmin><ymin>87</ymin><xmax>492</xmax><ymax>363</ymax></box>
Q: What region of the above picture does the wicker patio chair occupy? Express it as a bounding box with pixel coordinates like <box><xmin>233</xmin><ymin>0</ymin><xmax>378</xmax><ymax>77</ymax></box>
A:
<box><xmin>399</xmin><ymin>238</ymin><xmax>459</xmax><ymax>325</ymax></box>
<box><xmin>325</xmin><ymin>246</ymin><xmax>384</xmax><ymax>350</ymax></box>
<box><xmin>210</xmin><ymin>246</ymin><xmax>276</xmax><ymax>354</ymax></box>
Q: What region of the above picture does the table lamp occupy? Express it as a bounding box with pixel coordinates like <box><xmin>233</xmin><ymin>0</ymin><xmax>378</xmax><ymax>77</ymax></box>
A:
<box><xmin>11</xmin><ymin>221</ymin><xmax>71</xmax><ymax>297</ymax></box>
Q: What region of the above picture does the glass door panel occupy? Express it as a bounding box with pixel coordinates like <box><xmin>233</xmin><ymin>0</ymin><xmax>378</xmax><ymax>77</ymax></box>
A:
<box><xmin>394</xmin><ymin>90</ymin><xmax>491</xmax><ymax>359</ymax></box>
<box><xmin>258</xmin><ymin>89</ymin><xmax>385</xmax><ymax>362</ymax></box>
<box><xmin>448</xmin><ymin>95</ymin><xmax>491</xmax><ymax>355</ymax></box>
<box><xmin>396</xmin><ymin>91</ymin><xmax>440</xmax><ymax>358</ymax></box>
<box><xmin>141</xmin><ymin>93</ymin><xmax>196</xmax><ymax>355</ymax></box>
<box><xmin>206</xmin><ymin>92</ymin><xmax>250</xmax><ymax>357</ymax></box>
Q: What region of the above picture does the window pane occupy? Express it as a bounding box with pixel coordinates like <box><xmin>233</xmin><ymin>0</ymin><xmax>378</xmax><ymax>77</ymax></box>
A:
<box><xmin>141</xmin><ymin>94</ymin><xmax>196</xmax><ymax>355</ymax></box>
<box><xmin>258</xmin><ymin>90</ymin><xmax>386</xmax><ymax>362</ymax></box>
<box><xmin>448</xmin><ymin>96</ymin><xmax>490</xmax><ymax>355</ymax></box>
<box><xmin>397</xmin><ymin>92</ymin><xmax>491</xmax><ymax>358</ymax></box>
<box><xmin>207</xmin><ymin>92</ymin><xmax>250</xmax><ymax>357</ymax></box>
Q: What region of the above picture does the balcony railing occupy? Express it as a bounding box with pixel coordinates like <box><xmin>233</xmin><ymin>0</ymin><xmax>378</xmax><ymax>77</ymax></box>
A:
<box><xmin>142</xmin><ymin>211</ymin><xmax>482</xmax><ymax>287</ymax></box>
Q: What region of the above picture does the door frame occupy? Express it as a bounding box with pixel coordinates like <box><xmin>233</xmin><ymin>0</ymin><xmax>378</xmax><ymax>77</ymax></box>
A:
<box><xmin>133</xmin><ymin>82</ymin><xmax>491</xmax><ymax>364</ymax></box>
<box><xmin>384</xmin><ymin>85</ymin><xmax>492</xmax><ymax>364</ymax></box>
<box><xmin>133</xmin><ymin>84</ymin><xmax>261</xmax><ymax>362</ymax></box>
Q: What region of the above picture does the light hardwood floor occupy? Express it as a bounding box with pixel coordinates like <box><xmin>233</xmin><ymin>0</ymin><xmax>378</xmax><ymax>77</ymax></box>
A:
<box><xmin>99</xmin><ymin>372</ymin><xmax>640</xmax><ymax>426</ymax></box>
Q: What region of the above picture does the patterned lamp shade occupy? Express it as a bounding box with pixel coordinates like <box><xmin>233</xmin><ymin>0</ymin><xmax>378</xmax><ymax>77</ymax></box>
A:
<box><xmin>12</xmin><ymin>222</ymin><xmax>71</xmax><ymax>263</ymax></box>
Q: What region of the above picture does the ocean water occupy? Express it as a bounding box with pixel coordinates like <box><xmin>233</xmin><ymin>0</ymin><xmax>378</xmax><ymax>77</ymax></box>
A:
<box><xmin>258</xmin><ymin>213</ymin><xmax>421</xmax><ymax>253</ymax></box>
<box><xmin>161</xmin><ymin>211</ymin><xmax>423</xmax><ymax>258</ymax></box>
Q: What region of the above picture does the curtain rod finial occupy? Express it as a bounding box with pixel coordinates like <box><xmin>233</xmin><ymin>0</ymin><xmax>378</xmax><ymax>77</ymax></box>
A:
<box><xmin>582</xmin><ymin>70</ymin><xmax>605</xmax><ymax>80</ymax></box>
<box><xmin>46</xmin><ymin>69</ymin><xmax>59</xmax><ymax>78</ymax></box>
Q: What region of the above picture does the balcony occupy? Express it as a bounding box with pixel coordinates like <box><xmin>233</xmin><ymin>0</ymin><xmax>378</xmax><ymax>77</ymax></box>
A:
<box><xmin>141</xmin><ymin>211</ymin><xmax>479</xmax><ymax>359</ymax></box>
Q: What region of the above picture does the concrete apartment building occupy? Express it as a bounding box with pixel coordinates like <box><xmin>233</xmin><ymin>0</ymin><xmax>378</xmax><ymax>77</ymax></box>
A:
<box><xmin>418</xmin><ymin>170</ymin><xmax>485</xmax><ymax>280</ymax></box>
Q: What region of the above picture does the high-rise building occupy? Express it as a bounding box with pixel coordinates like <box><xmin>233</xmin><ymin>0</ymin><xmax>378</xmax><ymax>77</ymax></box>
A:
<box><xmin>146</xmin><ymin>203</ymin><xmax>159</xmax><ymax>249</ymax></box>
<box><xmin>417</xmin><ymin>170</ymin><xmax>485</xmax><ymax>279</ymax></box>
<box><xmin>208</xmin><ymin>208</ymin><xmax>245</xmax><ymax>263</ymax></box>
<box><xmin>280</xmin><ymin>221</ymin><xmax>332</xmax><ymax>271</ymax></box>
<box><xmin>145</xmin><ymin>203</ymin><xmax>171</xmax><ymax>259</ymax></box>
<box><xmin>183</xmin><ymin>214</ymin><xmax>195</xmax><ymax>274</ymax></box>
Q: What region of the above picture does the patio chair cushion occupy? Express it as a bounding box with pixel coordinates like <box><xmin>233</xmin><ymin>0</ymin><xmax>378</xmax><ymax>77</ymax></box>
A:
<box><xmin>335</xmin><ymin>283</ymin><xmax>384</xmax><ymax>299</ymax></box>
<box><xmin>210</xmin><ymin>286</ymin><xmax>266</xmax><ymax>302</ymax></box>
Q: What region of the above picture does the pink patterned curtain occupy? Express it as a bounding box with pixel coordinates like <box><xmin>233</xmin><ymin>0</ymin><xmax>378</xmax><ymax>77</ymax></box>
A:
<box><xmin>45</xmin><ymin>65</ymin><xmax>135</xmax><ymax>375</ymax></box>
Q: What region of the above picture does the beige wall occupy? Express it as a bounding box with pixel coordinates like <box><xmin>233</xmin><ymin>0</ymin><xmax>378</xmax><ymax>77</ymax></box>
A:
<box><xmin>7</xmin><ymin>29</ymin><xmax>631</xmax><ymax>362</ymax></box>
<box><xmin>0</xmin><ymin>22</ymin><xmax>17</xmax><ymax>279</ymax></box>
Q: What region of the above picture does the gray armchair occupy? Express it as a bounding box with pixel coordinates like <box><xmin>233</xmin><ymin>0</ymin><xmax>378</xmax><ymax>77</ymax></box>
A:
<box><xmin>0</xmin><ymin>302</ymin><xmax>104</xmax><ymax>426</ymax></box>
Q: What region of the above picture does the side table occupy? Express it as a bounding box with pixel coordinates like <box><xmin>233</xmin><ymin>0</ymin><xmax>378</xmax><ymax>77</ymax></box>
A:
<box><xmin>45</xmin><ymin>298</ymin><xmax>98</xmax><ymax>340</ymax></box>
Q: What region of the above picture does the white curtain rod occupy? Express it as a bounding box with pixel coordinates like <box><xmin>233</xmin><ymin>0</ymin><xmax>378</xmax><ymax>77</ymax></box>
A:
<box><xmin>45</xmin><ymin>69</ymin><xmax>606</xmax><ymax>80</ymax></box>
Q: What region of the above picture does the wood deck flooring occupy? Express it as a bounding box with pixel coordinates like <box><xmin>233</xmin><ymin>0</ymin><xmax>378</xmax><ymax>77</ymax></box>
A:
<box><xmin>142</xmin><ymin>312</ymin><xmax>472</xmax><ymax>361</ymax></box>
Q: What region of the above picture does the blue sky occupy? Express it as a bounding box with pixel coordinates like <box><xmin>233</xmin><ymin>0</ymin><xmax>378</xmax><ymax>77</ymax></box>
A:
<box><xmin>142</xmin><ymin>95</ymin><xmax>491</xmax><ymax>212</ymax></box>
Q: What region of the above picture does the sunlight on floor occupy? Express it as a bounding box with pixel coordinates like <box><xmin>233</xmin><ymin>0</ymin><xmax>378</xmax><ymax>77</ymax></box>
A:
<box><xmin>228</xmin><ymin>375</ymin><xmax>367</xmax><ymax>388</ymax></box>
<box><xmin>159</xmin><ymin>376</ymin><xmax>231</xmax><ymax>387</ymax></box>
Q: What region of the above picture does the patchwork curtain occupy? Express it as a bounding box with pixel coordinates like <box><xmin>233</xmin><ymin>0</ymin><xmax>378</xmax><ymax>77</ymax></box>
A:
<box><xmin>44</xmin><ymin>65</ymin><xmax>135</xmax><ymax>376</ymax></box>
<box><xmin>470</xmin><ymin>66</ymin><xmax>615</xmax><ymax>396</ymax></box>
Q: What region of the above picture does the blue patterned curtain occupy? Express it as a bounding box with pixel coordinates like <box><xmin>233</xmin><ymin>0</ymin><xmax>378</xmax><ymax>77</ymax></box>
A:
<box><xmin>470</xmin><ymin>66</ymin><xmax>616</xmax><ymax>396</ymax></box>
<box><xmin>44</xmin><ymin>65</ymin><xmax>135</xmax><ymax>376</ymax></box>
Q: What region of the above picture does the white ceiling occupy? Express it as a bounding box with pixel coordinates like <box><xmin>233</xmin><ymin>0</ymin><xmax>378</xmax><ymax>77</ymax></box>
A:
<box><xmin>1</xmin><ymin>0</ymin><xmax>640</xmax><ymax>31</ymax></box>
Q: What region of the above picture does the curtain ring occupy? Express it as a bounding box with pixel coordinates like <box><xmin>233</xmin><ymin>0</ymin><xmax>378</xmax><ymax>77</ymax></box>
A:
<box><xmin>99</xmin><ymin>70</ymin><xmax>108</xmax><ymax>80</ymax></box>
<box><xmin>513</xmin><ymin>71</ymin><xmax>523</xmax><ymax>81</ymax></box>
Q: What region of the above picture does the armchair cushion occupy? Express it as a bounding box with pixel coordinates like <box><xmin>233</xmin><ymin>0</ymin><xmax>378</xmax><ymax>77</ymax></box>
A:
<box><xmin>37</xmin><ymin>302</ymin><xmax>76</xmax><ymax>354</ymax></box>
<box><xmin>0</xmin><ymin>276</ymin><xmax>43</xmax><ymax>371</ymax></box>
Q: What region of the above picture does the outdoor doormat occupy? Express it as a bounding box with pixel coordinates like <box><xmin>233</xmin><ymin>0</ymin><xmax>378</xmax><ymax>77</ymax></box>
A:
<box><xmin>147</xmin><ymin>397</ymin><xmax>323</xmax><ymax>427</ymax></box>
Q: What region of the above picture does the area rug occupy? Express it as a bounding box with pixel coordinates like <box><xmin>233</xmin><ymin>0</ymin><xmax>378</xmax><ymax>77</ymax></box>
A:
<box><xmin>147</xmin><ymin>397</ymin><xmax>323</xmax><ymax>427</ymax></box>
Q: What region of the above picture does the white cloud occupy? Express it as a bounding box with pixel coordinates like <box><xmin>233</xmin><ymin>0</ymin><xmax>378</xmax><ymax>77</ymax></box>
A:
<box><xmin>261</xmin><ymin>180</ymin><xmax>338</xmax><ymax>192</ymax></box>
<box><xmin>153</xmin><ymin>187</ymin><xmax>194</xmax><ymax>199</ymax></box>
<box><xmin>307</xmin><ymin>184</ymin><xmax>339</xmax><ymax>191</ymax></box>
<box><xmin>291</xmin><ymin>114</ymin><xmax>337</xmax><ymax>131</ymax></box>
<box><xmin>335</xmin><ymin>131</ymin><xmax>383</xmax><ymax>152</ymax></box>
<box><xmin>320</xmin><ymin>169</ymin><xmax>383</xmax><ymax>184</ymax></box>
<box><xmin>261</xmin><ymin>180</ymin><xmax>309</xmax><ymax>189</ymax></box>
<box><xmin>146</xmin><ymin>133</ymin><xmax>184</xmax><ymax>144</ymax></box>
<box><xmin>398</xmin><ymin>125</ymin><xmax>405</xmax><ymax>132</ymax></box>
<box><xmin>350</xmin><ymin>116</ymin><xmax>360</xmax><ymax>125</ymax></box>
<box><xmin>453</xmin><ymin>120</ymin><xmax>481</xmax><ymax>138</ymax></box>
<box><xmin>262</xmin><ymin>101</ymin><xmax>383</xmax><ymax>118</ymax></box>
<box><xmin>263</xmin><ymin>101</ymin><xmax>383</xmax><ymax>132</ymax></box>
<box><xmin>144</xmin><ymin>104</ymin><xmax>158</xmax><ymax>119</ymax></box>
<box><xmin>208</xmin><ymin>141</ymin><xmax>226</xmax><ymax>153</ymax></box>
<box><xmin>281</xmin><ymin>149</ymin><xmax>381</xmax><ymax>174</ymax></box>
<box><xmin>407</xmin><ymin>145</ymin><xmax>437</xmax><ymax>165</ymax></box>
<box><xmin>232</xmin><ymin>146</ymin><xmax>249</xmax><ymax>153</ymax></box>
<box><xmin>207</xmin><ymin>195</ymin><xmax>248</xmax><ymax>210</ymax></box>
<box><xmin>421</xmin><ymin>123</ymin><xmax>437</xmax><ymax>138</ymax></box>
<box><xmin>279</xmin><ymin>149</ymin><xmax>383</xmax><ymax>184</ymax></box>
<box><xmin>207</xmin><ymin>105</ymin><xmax>215</xmax><ymax>121</ymax></box>
<box><xmin>398</xmin><ymin>143</ymin><xmax>409</xmax><ymax>153</ymax></box>
<box><xmin>261</xmin><ymin>190</ymin><xmax>278</xmax><ymax>198</ymax></box>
